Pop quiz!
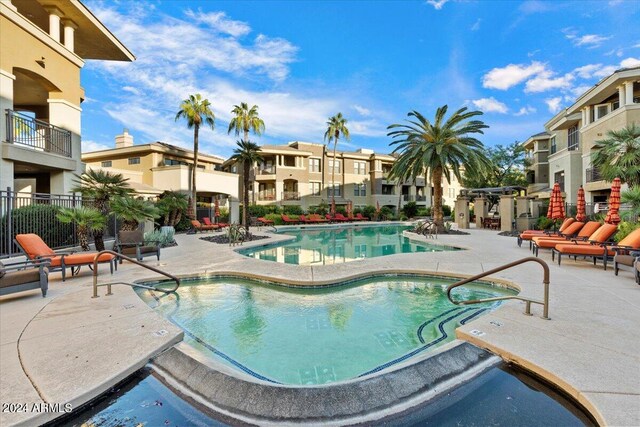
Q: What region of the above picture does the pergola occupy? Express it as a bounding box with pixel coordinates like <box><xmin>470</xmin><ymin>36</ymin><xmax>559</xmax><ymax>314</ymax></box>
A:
<box><xmin>460</xmin><ymin>186</ymin><xmax>527</xmax><ymax>197</ymax></box>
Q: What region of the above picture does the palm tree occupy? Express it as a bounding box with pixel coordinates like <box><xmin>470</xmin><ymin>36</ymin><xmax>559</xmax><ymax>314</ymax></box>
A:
<box><xmin>110</xmin><ymin>196</ymin><xmax>160</xmax><ymax>231</ymax></box>
<box><xmin>227</xmin><ymin>102</ymin><xmax>265</xmax><ymax>142</ymax></box>
<box><xmin>156</xmin><ymin>191</ymin><xmax>189</xmax><ymax>227</ymax></box>
<box><xmin>56</xmin><ymin>206</ymin><xmax>106</xmax><ymax>251</ymax></box>
<box><xmin>387</xmin><ymin>106</ymin><xmax>489</xmax><ymax>230</ymax></box>
<box><xmin>175</xmin><ymin>94</ymin><xmax>216</xmax><ymax>216</ymax></box>
<box><xmin>591</xmin><ymin>124</ymin><xmax>640</xmax><ymax>188</ymax></box>
<box><xmin>621</xmin><ymin>187</ymin><xmax>640</xmax><ymax>220</ymax></box>
<box><xmin>73</xmin><ymin>169</ymin><xmax>133</xmax><ymax>251</ymax></box>
<box><xmin>324</xmin><ymin>113</ymin><xmax>350</xmax><ymax>209</ymax></box>
<box><xmin>229</xmin><ymin>140</ymin><xmax>263</xmax><ymax>231</ymax></box>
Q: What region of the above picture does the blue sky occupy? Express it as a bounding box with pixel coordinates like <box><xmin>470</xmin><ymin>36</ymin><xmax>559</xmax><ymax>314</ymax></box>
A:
<box><xmin>81</xmin><ymin>0</ymin><xmax>640</xmax><ymax>158</ymax></box>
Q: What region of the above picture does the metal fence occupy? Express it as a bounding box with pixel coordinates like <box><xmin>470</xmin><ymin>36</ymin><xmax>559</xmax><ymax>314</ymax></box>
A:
<box><xmin>0</xmin><ymin>189</ymin><xmax>116</xmax><ymax>258</ymax></box>
<box><xmin>5</xmin><ymin>109</ymin><xmax>72</xmax><ymax>158</ymax></box>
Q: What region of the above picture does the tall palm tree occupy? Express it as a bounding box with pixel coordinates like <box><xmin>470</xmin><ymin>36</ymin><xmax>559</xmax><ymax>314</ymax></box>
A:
<box><xmin>56</xmin><ymin>206</ymin><xmax>106</xmax><ymax>251</ymax></box>
<box><xmin>591</xmin><ymin>124</ymin><xmax>640</xmax><ymax>188</ymax></box>
<box><xmin>227</xmin><ymin>102</ymin><xmax>265</xmax><ymax>142</ymax></box>
<box><xmin>324</xmin><ymin>113</ymin><xmax>350</xmax><ymax>209</ymax></box>
<box><xmin>73</xmin><ymin>169</ymin><xmax>133</xmax><ymax>251</ymax></box>
<box><xmin>388</xmin><ymin>106</ymin><xmax>489</xmax><ymax>230</ymax></box>
<box><xmin>229</xmin><ymin>140</ymin><xmax>264</xmax><ymax>231</ymax></box>
<box><xmin>175</xmin><ymin>94</ymin><xmax>216</xmax><ymax>216</ymax></box>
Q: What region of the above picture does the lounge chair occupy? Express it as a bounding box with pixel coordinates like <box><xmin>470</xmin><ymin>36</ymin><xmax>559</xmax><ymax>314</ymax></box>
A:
<box><xmin>0</xmin><ymin>259</ymin><xmax>49</xmax><ymax>297</ymax></box>
<box><xmin>298</xmin><ymin>214</ymin><xmax>314</xmax><ymax>223</ymax></box>
<box><xmin>309</xmin><ymin>214</ymin><xmax>329</xmax><ymax>223</ymax></box>
<box><xmin>257</xmin><ymin>217</ymin><xmax>274</xmax><ymax>226</ymax></box>
<box><xmin>531</xmin><ymin>221</ymin><xmax>599</xmax><ymax>256</ymax></box>
<box><xmin>203</xmin><ymin>217</ymin><xmax>229</xmax><ymax>228</ymax></box>
<box><xmin>518</xmin><ymin>218</ymin><xmax>576</xmax><ymax>247</ymax></box>
<box><xmin>115</xmin><ymin>229</ymin><xmax>160</xmax><ymax>263</ymax></box>
<box><xmin>551</xmin><ymin>224</ymin><xmax>627</xmax><ymax>270</ymax></box>
<box><xmin>614</xmin><ymin>249</ymin><xmax>640</xmax><ymax>279</ymax></box>
<box><xmin>281</xmin><ymin>214</ymin><xmax>300</xmax><ymax>224</ymax></box>
<box><xmin>354</xmin><ymin>213</ymin><xmax>369</xmax><ymax>221</ymax></box>
<box><xmin>15</xmin><ymin>234</ymin><xmax>116</xmax><ymax>281</ymax></box>
<box><xmin>333</xmin><ymin>213</ymin><xmax>351</xmax><ymax>222</ymax></box>
<box><xmin>191</xmin><ymin>219</ymin><xmax>218</xmax><ymax>233</ymax></box>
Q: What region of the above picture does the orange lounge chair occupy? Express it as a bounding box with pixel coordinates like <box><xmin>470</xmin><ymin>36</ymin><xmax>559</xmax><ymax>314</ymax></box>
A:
<box><xmin>203</xmin><ymin>217</ymin><xmax>229</xmax><ymax>228</ymax></box>
<box><xmin>334</xmin><ymin>213</ymin><xmax>351</xmax><ymax>222</ymax></box>
<box><xmin>298</xmin><ymin>214</ymin><xmax>315</xmax><ymax>223</ymax></box>
<box><xmin>309</xmin><ymin>214</ymin><xmax>329</xmax><ymax>223</ymax></box>
<box><xmin>191</xmin><ymin>220</ymin><xmax>219</xmax><ymax>233</ymax></box>
<box><xmin>281</xmin><ymin>214</ymin><xmax>300</xmax><ymax>224</ymax></box>
<box><xmin>257</xmin><ymin>217</ymin><xmax>274</xmax><ymax>226</ymax></box>
<box><xmin>15</xmin><ymin>233</ymin><xmax>116</xmax><ymax>281</ymax></box>
<box><xmin>518</xmin><ymin>218</ymin><xmax>575</xmax><ymax>248</ymax></box>
<box><xmin>551</xmin><ymin>224</ymin><xmax>622</xmax><ymax>270</ymax></box>
<box><xmin>531</xmin><ymin>221</ymin><xmax>599</xmax><ymax>256</ymax></box>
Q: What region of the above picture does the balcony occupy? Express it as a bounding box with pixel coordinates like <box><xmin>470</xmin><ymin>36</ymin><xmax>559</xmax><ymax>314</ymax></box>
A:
<box><xmin>5</xmin><ymin>110</ymin><xmax>72</xmax><ymax>158</ymax></box>
<box><xmin>402</xmin><ymin>194</ymin><xmax>428</xmax><ymax>203</ymax></box>
<box><xmin>282</xmin><ymin>191</ymin><xmax>300</xmax><ymax>201</ymax></box>
<box><xmin>257</xmin><ymin>191</ymin><xmax>276</xmax><ymax>201</ymax></box>
<box><xmin>257</xmin><ymin>166</ymin><xmax>276</xmax><ymax>175</ymax></box>
<box><xmin>586</xmin><ymin>168</ymin><xmax>603</xmax><ymax>183</ymax></box>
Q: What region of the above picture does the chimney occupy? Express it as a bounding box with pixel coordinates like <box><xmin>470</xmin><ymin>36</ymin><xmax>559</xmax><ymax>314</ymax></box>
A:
<box><xmin>115</xmin><ymin>128</ymin><xmax>133</xmax><ymax>148</ymax></box>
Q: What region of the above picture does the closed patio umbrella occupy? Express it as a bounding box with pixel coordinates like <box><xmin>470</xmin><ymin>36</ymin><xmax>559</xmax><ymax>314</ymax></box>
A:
<box><xmin>605</xmin><ymin>177</ymin><xmax>621</xmax><ymax>225</ymax></box>
<box><xmin>214</xmin><ymin>197</ymin><xmax>220</xmax><ymax>219</ymax></box>
<box><xmin>331</xmin><ymin>198</ymin><xmax>336</xmax><ymax>216</ymax></box>
<box><xmin>576</xmin><ymin>186</ymin><xmax>587</xmax><ymax>222</ymax></box>
<box><xmin>549</xmin><ymin>182</ymin><xmax>565</xmax><ymax>231</ymax></box>
<box><xmin>347</xmin><ymin>201</ymin><xmax>352</xmax><ymax>218</ymax></box>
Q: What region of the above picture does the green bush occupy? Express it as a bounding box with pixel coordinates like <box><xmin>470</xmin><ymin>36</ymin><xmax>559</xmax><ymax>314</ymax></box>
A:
<box><xmin>416</xmin><ymin>208</ymin><xmax>429</xmax><ymax>217</ymax></box>
<box><xmin>402</xmin><ymin>201</ymin><xmax>418</xmax><ymax>218</ymax></box>
<box><xmin>309</xmin><ymin>201</ymin><xmax>329</xmax><ymax>216</ymax></box>
<box><xmin>0</xmin><ymin>204</ymin><xmax>75</xmax><ymax>253</ymax></box>
<box><xmin>442</xmin><ymin>204</ymin><xmax>452</xmax><ymax>217</ymax></box>
<box><xmin>264</xmin><ymin>213</ymin><xmax>284</xmax><ymax>225</ymax></box>
<box><xmin>536</xmin><ymin>215</ymin><xmax>554</xmax><ymax>230</ymax></box>
<box><xmin>145</xmin><ymin>229</ymin><xmax>175</xmax><ymax>247</ymax></box>
<box><xmin>614</xmin><ymin>221</ymin><xmax>640</xmax><ymax>242</ymax></box>
<box><xmin>361</xmin><ymin>205</ymin><xmax>376</xmax><ymax>219</ymax></box>
<box><xmin>175</xmin><ymin>214</ymin><xmax>192</xmax><ymax>232</ymax></box>
<box><xmin>380</xmin><ymin>206</ymin><xmax>393</xmax><ymax>220</ymax></box>
<box><xmin>283</xmin><ymin>205</ymin><xmax>304</xmax><ymax>215</ymax></box>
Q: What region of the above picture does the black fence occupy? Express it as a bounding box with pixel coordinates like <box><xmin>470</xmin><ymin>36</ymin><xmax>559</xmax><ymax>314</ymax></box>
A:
<box><xmin>0</xmin><ymin>190</ymin><xmax>116</xmax><ymax>258</ymax></box>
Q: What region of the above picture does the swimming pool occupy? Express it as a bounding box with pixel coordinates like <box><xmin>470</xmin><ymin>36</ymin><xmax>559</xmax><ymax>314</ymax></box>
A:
<box><xmin>136</xmin><ymin>274</ymin><xmax>516</xmax><ymax>385</ymax></box>
<box><xmin>238</xmin><ymin>224</ymin><xmax>459</xmax><ymax>265</ymax></box>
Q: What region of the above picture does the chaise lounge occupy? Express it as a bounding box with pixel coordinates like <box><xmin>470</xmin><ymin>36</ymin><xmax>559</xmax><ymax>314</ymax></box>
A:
<box><xmin>531</xmin><ymin>221</ymin><xmax>600</xmax><ymax>256</ymax></box>
<box><xmin>115</xmin><ymin>229</ymin><xmax>161</xmax><ymax>263</ymax></box>
<box><xmin>518</xmin><ymin>217</ymin><xmax>576</xmax><ymax>248</ymax></box>
<box><xmin>0</xmin><ymin>259</ymin><xmax>49</xmax><ymax>297</ymax></box>
<box><xmin>191</xmin><ymin>219</ymin><xmax>219</xmax><ymax>233</ymax></box>
<box><xmin>15</xmin><ymin>234</ymin><xmax>116</xmax><ymax>281</ymax></box>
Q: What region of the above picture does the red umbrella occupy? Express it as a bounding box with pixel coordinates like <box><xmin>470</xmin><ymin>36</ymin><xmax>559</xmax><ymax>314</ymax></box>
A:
<box><xmin>605</xmin><ymin>177</ymin><xmax>621</xmax><ymax>225</ymax></box>
<box><xmin>214</xmin><ymin>197</ymin><xmax>220</xmax><ymax>218</ymax></box>
<box><xmin>576</xmin><ymin>186</ymin><xmax>586</xmax><ymax>222</ymax></box>
<box><xmin>347</xmin><ymin>201</ymin><xmax>352</xmax><ymax>218</ymax></box>
<box><xmin>549</xmin><ymin>182</ymin><xmax>565</xmax><ymax>220</ymax></box>
<box><xmin>331</xmin><ymin>198</ymin><xmax>336</xmax><ymax>215</ymax></box>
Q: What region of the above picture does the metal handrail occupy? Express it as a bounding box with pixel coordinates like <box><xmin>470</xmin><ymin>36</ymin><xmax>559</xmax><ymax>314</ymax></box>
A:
<box><xmin>446</xmin><ymin>257</ymin><xmax>550</xmax><ymax>319</ymax></box>
<box><xmin>92</xmin><ymin>250</ymin><xmax>180</xmax><ymax>298</ymax></box>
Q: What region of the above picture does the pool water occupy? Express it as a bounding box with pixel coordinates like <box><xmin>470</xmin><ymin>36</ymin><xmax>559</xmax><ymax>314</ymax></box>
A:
<box><xmin>238</xmin><ymin>224</ymin><xmax>459</xmax><ymax>265</ymax></box>
<box><xmin>137</xmin><ymin>275</ymin><xmax>515</xmax><ymax>385</ymax></box>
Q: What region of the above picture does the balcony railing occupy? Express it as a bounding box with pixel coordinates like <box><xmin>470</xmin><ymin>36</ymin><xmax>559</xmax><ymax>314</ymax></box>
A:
<box><xmin>257</xmin><ymin>192</ymin><xmax>276</xmax><ymax>201</ymax></box>
<box><xmin>257</xmin><ymin>166</ymin><xmax>276</xmax><ymax>175</ymax></box>
<box><xmin>282</xmin><ymin>191</ymin><xmax>300</xmax><ymax>201</ymax></box>
<box><xmin>5</xmin><ymin>110</ymin><xmax>72</xmax><ymax>158</ymax></box>
<box><xmin>586</xmin><ymin>168</ymin><xmax>603</xmax><ymax>183</ymax></box>
<box><xmin>401</xmin><ymin>194</ymin><xmax>428</xmax><ymax>202</ymax></box>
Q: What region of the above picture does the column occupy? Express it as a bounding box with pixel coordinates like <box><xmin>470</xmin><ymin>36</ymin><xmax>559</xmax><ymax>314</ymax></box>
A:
<box><xmin>499</xmin><ymin>195</ymin><xmax>515</xmax><ymax>232</ymax></box>
<box><xmin>474</xmin><ymin>196</ymin><xmax>488</xmax><ymax>228</ymax></box>
<box><xmin>516</xmin><ymin>196</ymin><xmax>529</xmax><ymax>218</ymax></box>
<box><xmin>63</xmin><ymin>20</ymin><xmax>77</xmax><ymax>53</ymax></box>
<box><xmin>625</xmin><ymin>81</ymin><xmax>634</xmax><ymax>106</ymax></box>
<box><xmin>47</xmin><ymin>99</ymin><xmax>82</xmax><ymax>193</ymax></box>
<box><xmin>45</xmin><ymin>7</ymin><xmax>63</xmax><ymax>43</ymax></box>
<box><xmin>229</xmin><ymin>197</ymin><xmax>240</xmax><ymax>223</ymax></box>
<box><xmin>584</xmin><ymin>105</ymin><xmax>591</xmax><ymax>126</ymax></box>
<box><xmin>618</xmin><ymin>85</ymin><xmax>626</xmax><ymax>107</ymax></box>
<box><xmin>0</xmin><ymin>70</ymin><xmax>15</xmax><ymax>190</ymax></box>
<box><xmin>454</xmin><ymin>196</ymin><xmax>469</xmax><ymax>229</ymax></box>
<box><xmin>581</xmin><ymin>108</ymin><xmax>586</xmax><ymax>127</ymax></box>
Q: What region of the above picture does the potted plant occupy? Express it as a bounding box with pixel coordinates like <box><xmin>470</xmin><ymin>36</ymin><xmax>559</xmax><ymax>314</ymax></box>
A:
<box><xmin>156</xmin><ymin>191</ymin><xmax>189</xmax><ymax>234</ymax></box>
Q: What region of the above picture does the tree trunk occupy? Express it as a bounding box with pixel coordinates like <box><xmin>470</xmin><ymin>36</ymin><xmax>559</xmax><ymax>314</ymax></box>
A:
<box><xmin>192</xmin><ymin>124</ymin><xmax>199</xmax><ymax>218</ymax></box>
<box><xmin>93</xmin><ymin>199</ymin><xmax>106</xmax><ymax>251</ymax></box>
<box><xmin>331</xmin><ymin>137</ymin><xmax>339</xmax><ymax>210</ymax></box>
<box><xmin>78</xmin><ymin>226</ymin><xmax>90</xmax><ymax>251</ymax></box>
<box><xmin>432</xmin><ymin>166</ymin><xmax>445</xmax><ymax>231</ymax></box>
<box><xmin>120</xmin><ymin>221</ymin><xmax>138</xmax><ymax>232</ymax></box>
<box><xmin>243</xmin><ymin>161</ymin><xmax>250</xmax><ymax>232</ymax></box>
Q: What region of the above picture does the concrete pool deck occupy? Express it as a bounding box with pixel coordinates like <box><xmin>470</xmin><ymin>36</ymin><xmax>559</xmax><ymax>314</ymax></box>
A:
<box><xmin>0</xmin><ymin>224</ymin><xmax>638</xmax><ymax>425</ymax></box>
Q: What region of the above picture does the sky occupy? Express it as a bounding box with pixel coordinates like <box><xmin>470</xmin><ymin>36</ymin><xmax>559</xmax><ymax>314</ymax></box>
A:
<box><xmin>80</xmin><ymin>0</ymin><xmax>640</xmax><ymax>158</ymax></box>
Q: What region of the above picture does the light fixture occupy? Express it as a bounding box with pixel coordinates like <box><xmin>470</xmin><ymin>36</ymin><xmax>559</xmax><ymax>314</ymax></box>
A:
<box><xmin>35</xmin><ymin>57</ymin><xmax>45</xmax><ymax>68</ymax></box>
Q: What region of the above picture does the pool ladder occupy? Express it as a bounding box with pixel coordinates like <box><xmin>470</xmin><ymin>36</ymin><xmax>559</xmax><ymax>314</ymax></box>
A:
<box><xmin>446</xmin><ymin>257</ymin><xmax>550</xmax><ymax>320</ymax></box>
<box><xmin>91</xmin><ymin>250</ymin><xmax>180</xmax><ymax>298</ymax></box>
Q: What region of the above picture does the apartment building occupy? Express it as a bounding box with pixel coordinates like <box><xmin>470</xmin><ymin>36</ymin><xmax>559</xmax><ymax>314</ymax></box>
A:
<box><xmin>82</xmin><ymin>130</ymin><xmax>240</xmax><ymax>208</ymax></box>
<box><xmin>222</xmin><ymin>141</ymin><xmax>433</xmax><ymax>212</ymax></box>
<box><xmin>0</xmin><ymin>0</ymin><xmax>134</xmax><ymax>194</ymax></box>
<box><xmin>524</xmin><ymin>66</ymin><xmax>639</xmax><ymax>204</ymax></box>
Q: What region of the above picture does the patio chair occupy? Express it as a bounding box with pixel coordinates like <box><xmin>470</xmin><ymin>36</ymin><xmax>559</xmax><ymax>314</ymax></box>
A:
<box><xmin>531</xmin><ymin>221</ymin><xmax>593</xmax><ymax>256</ymax></box>
<box><xmin>281</xmin><ymin>214</ymin><xmax>300</xmax><ymax>224</ymax></box>
<box><xmin>257</xmin><ymin>217</ymin><xmax>275</xmax><ymax>226</ymax></box>
<box><xmin>614</xmin><ymin>249</ymin><xmax>640</xmax><ymax>278</ymax></box>
<box><xmin>298</xmin><ymin>214</ymin><xmax>314</xmax><ymax>223</ymax></box>
<box><xmin>354</xmin><ymin>213</ymin><xmax>369</xmax><ymax>221</ymax></box>
<box><xmin>333</xmin><ymin>213</ymin><xmax>351</xmax><ymax>222</ymax></box>
<box><xmin>203</xmin><ymin>217</ymin><xmax>230</xmax><ymax>228</ymax></box>
<box><xmin>309</xmin><ymin>214</ymin><xmax>329</xmax><ymax>223</ymax></box>
<box><xmin>551</xmin><ymin>224</ymin><xmax>626</xmax><ymax>270</ymax></box>
<box><xmin>15</xmin><ymin>234</ymin><xmax>116</xmax><ymax>281</ymax></box>
<box><xmin>518</xmin><ymin>217</ymin><xmax>576</xmax><ymax>247</ymax></box>
<box><xmin>0</xmin><ymin>259</ymin><xmax>49</xmax><ymax>297</ymax></box>
<box><xmin>191</xmin><ymin>219</ymin><xmax>218</xmax><ymax>233</ymax></box>
<box><xmin>115</xmin><ymin>229</ymin><xmax>160</xmax><ymax>263</ymax></box>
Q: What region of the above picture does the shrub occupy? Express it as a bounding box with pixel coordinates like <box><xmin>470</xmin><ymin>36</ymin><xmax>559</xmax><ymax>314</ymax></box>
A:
<box><xmin>218</xmin><ymin>206</ymin><xmax>230</xmax><ymax>223</ymax></box>
<box><xmin>156</xmin><ymin>191</ymin><xmax>188</xmax><ymax>227</ymax></box>
<box><xmin>614</xmin><ymin>221</ymin><xmax>640</xmax><ymax>242</ymax></box>
<box><xmin>536</xmin><ymin>215</ymin><xmax>554</xmax><ymax>230</ymax></box>
<box><xmin>283</xmin><ymin>205</ymin><xmax>304</xmax><ymax>215</ymax></box>
<box><xmin>0</xmin><ymin>204</ymin><xmax>75</xmax><ymax>253</ymax></box>
<box><xmin>244</xmin><ymin>205</ymin><xmax>282</xmax><ymax>219</ymax></box>
<box><xmin>309</xmin><ymin>201</ymin><xmax>329</xmax><ymax>216</ymax></box>
<box><xmin>145</xmin><ymin>229</ymin><xmax>175</xmax><ymax>247</ymax></box>
<box><xmin>402</xmin><ymin>202</ymin><xmax>418</xmax><ymax>218</ymax></box>
<box><xmin>361</xmin><ymin>205</ymin><xmax>376</xmax><ymax>219</ymax></box>
<box><xmin>175</xmin><ymin>214</ymin><xmax>192</xmax><ymax>232</ymax></box>
<box><xmin>442</xmin><ymin>204</ymin><xmax>452</xmax><ymax>217</ymax></box>
<box><xmin>416</xmin><ymin>208</ymin><xmax>429</xmax><ymax>217</ymax></box>
<box><xmin>380</xmin><ymin>206</ymin><xmax>393</xmax><ymax>220</ymax></box>
<box><xmin>264</xmin><ymin>213</ymin><xmax>284</xmax><ymax>225</ymax></box>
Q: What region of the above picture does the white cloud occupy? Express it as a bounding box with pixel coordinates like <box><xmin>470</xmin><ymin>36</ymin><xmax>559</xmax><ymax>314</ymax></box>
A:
<box><xmin>620</xmin><ymin>57</ymin><xmax>640</xmax><ymax>68</ymax></box>
<box><xmin>634</xmin><ymin>43</ymin><xmax>640</xmax><ymax>49</ymax></box>
<box><xmin>426</xmin><ymin>0</ymin><xmax>449</xmax><ymax>10</ymax></box>
<box><xmin>573</xmin><ymin>64</ymin><xmax>602</xmax><ymax>79</ymax></box>
<box><xmin>569</xmin><ymin>85</ymin><xmax>593</xmax><ymax>98</ymax></box>
<box><xmin>353</xmin><ymin>105</ymin><xmax>371</xmax><ymax>116</ymax></box>
<box><xmin>469</xmin><ymin>97</ymin><xmax>509</xmax><ymax>114</ymax></box>
<box><xmin>184</xmin><ymin>9</ymin><xmax>251</xmax><ymax>37</ymax></box>
<box><xmin>82</xmin><ymin>139</ymin><xmax>111</xmax><ymax>152</ymax></box>
<box><xmin>514</xmin><ymin>106</ymin><xmax>536</xmax><ymax>116</ymax></box>
<box><xmin>565</xmin><ymin>32</ymin><xmax>612</xmax><ymax>48</ymax></box>
<box><xmin>482</xmin><ymin>62</ymin><xmax>546</xmax><ymax>90</ymax></box>
<box><xmin>470</xmin><ymin>18</ymin><xmax>481</xmax><ymax>31</ymax></box>
<box><xmin>524</xmin><ymin>71</ymin><xmax>574</xmax><ymax>93</ymax></box>
<box><xmin>545</xmin><ymin>97</ymin><xmax>563</xmax><ymax>113</ymax></box>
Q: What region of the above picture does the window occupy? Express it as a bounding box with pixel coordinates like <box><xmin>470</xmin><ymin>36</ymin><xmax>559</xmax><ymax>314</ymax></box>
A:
<box><xmin>550</xmin><ymin>136</ymin><xmax>557</xmax><ymax>154</ymax></box>
<box><xmin>382</xmin><ymin>184</ymin><xmax>395</xmax><ymax>195</ymax></box>
<box><xmin>595</xmin><ymin>104</ymin><xmax>609</xmax><ymax>121</ymax></box>
<box><xmin>310</xmin><ymin>182</ymin><xmax>321</xmax><ymax>196</ymax></box>
<box><xmin>354</xmin><ymin>183</ymin><xmax>367</xmax><ymax>197</ymax></box>
<box><xmin>568</xmin><ymin>125</ymin><xmax>579</xmax><ymax>151</ymax></box>
<box><xmin>554</xmin><ymin>171</ymin><xmax>565</xmax><ymax>192</ymax></box>
<box><xmin>164</xmin><ymin>158</ymin><xmax>186</xmax><ymax>166</ymax></box>
<box><xmin>328</xmin><ymin>183</ymin><xmax>341</xmax><ymax>197</ymax></box>
<box><xmin>329</xmin><ymin>159</ymin><xmax>341</xmax><ymax>173</ymax></box>
<box><xmin>354</xmin><ymin>161</ymin><xmax>366</xmax><ymax>175</ymax></box>
<box><xmin>101</xmin><ymin>161</ymin><xmax>112</xmax><ymax>167</ymax></box>
<box><xmin>128</xmin><ymin>157</ymin><xmax>140</xmax><ymax>165</ymax></box>
<box><xmin>309</xmin><ymin>158</ymin><xmax>321</xmax><ymax>173</ymax></box>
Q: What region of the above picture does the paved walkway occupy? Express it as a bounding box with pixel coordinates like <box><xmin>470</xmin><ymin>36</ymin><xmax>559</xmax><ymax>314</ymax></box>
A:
<box><xmin>0</xmin><ymin>225</ymin><xmax>638</xmax><ymax>425</ymax></box>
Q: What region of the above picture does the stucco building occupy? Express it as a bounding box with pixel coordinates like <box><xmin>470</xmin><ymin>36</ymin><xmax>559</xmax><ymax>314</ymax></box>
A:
<box><xmin>1</xmin><ymin>0</ymin><xmax>134</xmax><ymax>194</ymax></box>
